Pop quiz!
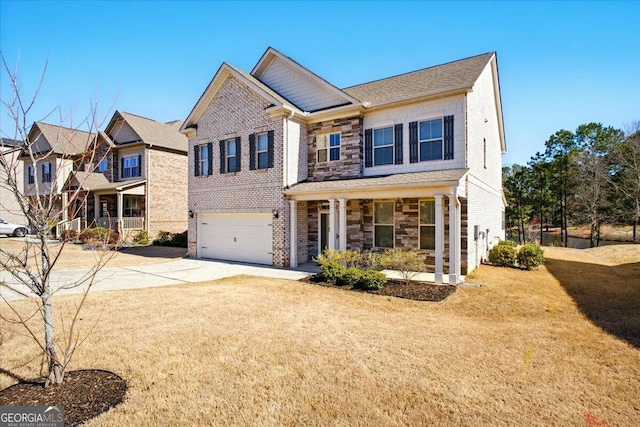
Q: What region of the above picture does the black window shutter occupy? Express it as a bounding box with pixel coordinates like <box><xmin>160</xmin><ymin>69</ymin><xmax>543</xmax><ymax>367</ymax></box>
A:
<box><xmin>194</xmin><ymin>145</ymin><xmax>200</xmax><ymax>176</ymax></box>
<box><xmin>121</xmin><ymin>158</ymin><xmax>124</xmax><ymax>178</ymax></box>
<box><xmin>138</xmin><ymin>154</ymin><xmax>142</xmax><ymax>176</ymax></box>
<box><xmin>249</xmin><ymin>133</ymin><xmax>256</xmax><ymax>170</ymax></box>
<box><xmin>364</xmin><ymin>129</ymin><xmax>372</xmax><ymax>167</ymax></box>
<box><xmin>235</xmin><ymin>136</ymin><xmax>241</xmax><ymax>172</ymax></box>
<box><xmin>409</xmin><ymin>121</ymin><xmax>419</xmax><ymax>163</ymax></box>
<box><xmin>41</xmin><ymin>164</ymin><xmax>45</xmax><ymax>182</ymax></box>
<box><xmin>267</xmin><ymin>130</ymin><xmax>274</xmax><ymax>169</ymax></box>
<box><xmin>219</xmin><ymin>140</ymin><xmax>225</xmax><ymax>173</ymax></box>
<box><xmin>444</xmin><ymin>115</ymin><xmax>454</xmax><ymax>160</ymax></box>
<box><xmin>207</xmin><ymin>142</ymin><xmax>213</xmax><ymax>176</ymax></box>
<box><xmin>394</xmin><ymin>124</ymin><xmax>403</xmax><ymax>165</ymax></box>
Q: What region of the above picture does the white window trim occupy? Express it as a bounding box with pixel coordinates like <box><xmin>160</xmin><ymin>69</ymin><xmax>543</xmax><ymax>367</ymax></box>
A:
<box><xmin>257</xmin><ymin>133</ymin><xmax>269</xmax><ymax>170</ymax></box>
<box><xmin>418</xmin><ymin>118</ymin><xmax>444</xmax><ymax>162</ymax></box>
<box><xmin>419</xmin><ymin>199</ymin><xmax>436</xmax><ymax>250</ymax></box>
<box><xmin>226</xmin><ymin>139</ymin><xmax>236</xmax><ymax>173</ymax></box>
<box><xmin>316</xmin><ymin>133</ymin><xmax>340</xmax><ymax>163</ymax></box>
<box><xmin>373</xmin><ymin>126</ymin><xmax>394</xmax><ymax>166</ymax></box>
<box><xmin>42</xmin><ymin>162</ymin><xmax>52</xmax><ymax>183</ymax></box>
<box><xmin>373</xmin><ymin>200</ymin><xmax>395</xmax><ymax>249</ymax></box>
<box><xmin>199</xmin><ymin>144</ymin><xmax>210</xmax><ymax>176</ymax></box>
<box><xmin>121</xmin><ymin>155</ymin><xmax>140</xmax><ymax>179</ymax></box>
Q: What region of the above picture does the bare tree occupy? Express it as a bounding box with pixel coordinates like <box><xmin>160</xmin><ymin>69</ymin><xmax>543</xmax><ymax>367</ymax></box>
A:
<box><xmin>0</xmin><ymin>53</ymin><xmax>116</xmax><ymax>386</ymax></box>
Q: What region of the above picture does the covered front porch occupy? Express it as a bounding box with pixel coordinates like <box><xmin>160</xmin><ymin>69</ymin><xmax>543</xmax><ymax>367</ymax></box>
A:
<box><xmin>93</xmin><ymin>184</ymin><xmax>146</xmax><ymax>236</ymax></box>
<box><xmin>285</xmin><ymin>169</ymin><xmax>469</xmax><ymax>285</ymax></box>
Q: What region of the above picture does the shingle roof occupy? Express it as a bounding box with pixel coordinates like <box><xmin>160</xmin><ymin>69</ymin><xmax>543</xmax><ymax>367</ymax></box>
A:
<box><xmin>342</xmin><ymin>53</ymin><xmax>494</xmax><ymax>106</ymax></box>
<box><xmin>33</xmin><ymin>122</ymin><xmax>94</xmax><ymax>155</ymax></box>
<box><xmin>285</xmin><ymin>168</ymin><xmax>469</xmax><ymax>195</ymax></box>
<box><xmin>70</xmin><ymin>171</ymin><xmax>146</xmax><ymax>191</ymax></box>
<box><xmin>117</xmin><ymin>111</ymin><xmax>187</xmax><ymax>153</ymax></box>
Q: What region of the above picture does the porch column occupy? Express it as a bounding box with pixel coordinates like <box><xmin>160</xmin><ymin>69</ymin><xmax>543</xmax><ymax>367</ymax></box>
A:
<box><xmin>61</xmin><ymin>192</ymin><xmax>69</xmax><ymax>221</ymax></box>
<box><xmin>338</xmin><ymin>198</ymin><xmax>347</xmax><ymax>250</ymax></box>
<box><xmin>434</xmin><ymin>195</ymin><xmax>444</xmax><ymax>284</ymax></box>
<box><xmin>448</xmin><ymin>194</ymin><xmax>460</xmax><ymax>285</ymax></box>
<box><xmin>328</xmin><ymin>198</ymin><xmax>336</xmax><ymax>250</ymax></box>
<box><xmin>94</xmin><ymin>194</ymin><xmax>100</xmax><ymax>222</ymax></box>
<box><xmin>290</xmin><ymin>200</ymin><xmax>298</xmax><ymax>268</ymax></box>
<box><xmin>117</xmin><ymin>192</ymin><xmax>123</xmax><ymax>235</ymax></box>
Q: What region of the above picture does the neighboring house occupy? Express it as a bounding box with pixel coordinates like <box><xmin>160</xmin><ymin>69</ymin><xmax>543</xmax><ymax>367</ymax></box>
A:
<box><xmin>181</xmin><ymin>48</ymin><xmax>506</xmax><ymax>283</ymax></box>
<box><xmin>22</xmin><ymin>122</ymin><xmax>94</xmax><ymax>228</ymax></box>
<box><xmin>0</xmin><ymin>138</ymin><xmax>27</xmax><ymax>225</ymax></box>
<box><xmin>65</xmin><ymin>111</ymin><xmax>188</xmax><ymax>239</ymax></box>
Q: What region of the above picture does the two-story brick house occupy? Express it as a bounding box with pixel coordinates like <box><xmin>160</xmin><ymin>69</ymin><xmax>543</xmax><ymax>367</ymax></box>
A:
<box><xmin>182</xmin><ymin>48</ymin><xmax>506</xmax><ymax>283</ymax></box>
<box><xmin>65</xmin><ymin>111</ymin><xmax>188</xmax><ymax>238</ymax></box>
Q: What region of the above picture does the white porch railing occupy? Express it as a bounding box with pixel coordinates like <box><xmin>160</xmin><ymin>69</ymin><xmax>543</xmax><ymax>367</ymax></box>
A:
<box><xmin>55</xmin><ymin>217</ymin><xmax>81</xmax><ymax>238</ymax></box>
<box><xmin>97</xmin><ymin>217</ymin><xmax>116</xmax><ymax>230</ymax></box>
<box><xmin>121</xmin><ymin>217</ymin><xmax>144</xmax><ymax>230</ymax></box>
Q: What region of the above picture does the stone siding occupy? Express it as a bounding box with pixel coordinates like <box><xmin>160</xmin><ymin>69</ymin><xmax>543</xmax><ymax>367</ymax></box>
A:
<box><xmin>307</xmin><ymin>116</ymin><xmax>363</xmax><ymax>181</ymax></box>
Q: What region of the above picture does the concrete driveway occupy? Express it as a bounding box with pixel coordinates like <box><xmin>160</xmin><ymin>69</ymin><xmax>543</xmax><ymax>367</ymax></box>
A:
<box><xmin>0</xmin><ymin>258</ymin><xmax>317</xmax><ymax>301</ymax></box>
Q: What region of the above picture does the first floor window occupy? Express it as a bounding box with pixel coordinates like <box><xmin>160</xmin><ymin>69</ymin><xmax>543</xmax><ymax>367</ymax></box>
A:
<box><xmin>419</xmin><ymin>119</ymin><xmax>443</xmax><ymax>161</ymax></box>
<box><xmin>122</xmin><ymin>155</ymin><xmax>141</xmax><ymax>178</ymax></box>
<box><xmin>374</xmin><ymin>127</ymin><xmax>394</xmax><ymax>166</ymax></box>
<box><xmin>42</xmin><ymin>162</ymin><xmax>52</xmax><ymax>182</ymax></box>
<box><xmin>257</xmin><ymin>133</ymin><xmax>269</xmax><ymax>169</ymax></box>
<box><xmin>374</xmin><ymin>201</ymin><xmax>394</xmax><ymax>248</ymax></box>
<box><xmin>27</xmin><ymin>165</ymin><xmax>34</xmax><ymax>184</ymax></box>
<box><xmin>97</xmin><ymin>158</ymin><xmax>108</xmax><ymax>172</ymax></box>
<box><xmin>124</xmin><ymin>196</ymin><xmax>142</xmax><ymax>217</ymax></box>
<box><xmin>420</xmin><ymin>200</ymin><xmax>436</xmax><ymax>250</ymax></box>
<box><xmin>226</xmin><ymin>139</ymin><xmax>237</xmax><ymax>173</ymax></box>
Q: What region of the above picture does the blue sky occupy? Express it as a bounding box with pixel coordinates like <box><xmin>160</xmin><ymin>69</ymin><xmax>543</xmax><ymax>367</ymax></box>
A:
<box><xmin>1</xmin><ymin>0</ymin><xmax>638</xmax><ymax>166</ymax></box>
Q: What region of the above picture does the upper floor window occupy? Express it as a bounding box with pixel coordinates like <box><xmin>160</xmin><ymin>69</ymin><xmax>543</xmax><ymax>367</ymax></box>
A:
<box><xmin>257</xmin><ymin>133</ymin><xmax>269</xmax><ymax>169</ymax></box>
<box><xmin>226</xmin><ymin>139</ymin><xmax>237</xmax><ymax>173</ymax></box>
<box><xmin>194</xmin><ymin>143</ymin><xmax>212</xmax><ymax>177</ymax></box>
<box><xmin>316</xmin><ymin>133</ymin><xmax>340</xmax><ymax>162</ymax></box>
<box><xmin>374</xmin><ymin>201</ymin><xmax>394</xmax><ymax>248</ymax></box>
<box><xmin>42</xmin><ymin>162</ymin><xmax>52</xmax><ymax>183</ymax></box>
<box><xmin>419</xmin><ymin>200</ymin><xmax>436</xmax><ymax>250</ymax></box>
<box><xmin>27</xmin><ymin>165</ymin><xmax>34</xmax><ymax>184</ymax></box>
<box><xmin>373</xmin><ymin>127</ymin><xmax>394</xmax><ymax>166</ymax></box>
<box><xmin>121</xmin><ymin>155</ymin><xmax>141</xmax><ymax>179</ymax></box>
<box><xmin>419</xmin><ymin>119</ymin><xmax>443</xmax><ymax>161</ymax></box>
<box><xmin>220</xmin><ymin>137</ymin><xmax>241</xmax><ymax>174</ymax></box>
<box><xmin>97</xmin><ymin>159</ymin><xmax>108</xmax><ymax>172</ymax></box>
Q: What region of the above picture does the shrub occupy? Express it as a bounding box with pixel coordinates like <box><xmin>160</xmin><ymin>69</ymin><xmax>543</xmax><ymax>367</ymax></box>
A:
<box><xmin>380</xmin><ymin>249</ymin><xmax>425</xmax><ymax>284</ymax></box>
<box><xmin>358</xmin><ymin>270</ymin><xmax>387</xmax><ymax>290</ymax></box>
<box><xmin>320</xmin><ymin>260</ymin><xmax>347</xmax><ymax>285</ymax></box>
<box><xmin>355</xmin><ymin>251</ymin><xmax>383</xmax><ymax>270</ymax></box>
<box><xmin>488</xmin><ymin>242</ymin><xmax>517</xmax><ymax>267</ymax></box>
<box><xmin>60</xmin><ymin>229</ymin><xmax>78</xmax><ymax>242</ymax></box>
<box><xmin>497</xmin><ymin>239</ymin><xmax>518</xmax><ymax>248</ymax></box>
<box><xmin>342</xmin><ymin>267</ymin><xmax>363</xmax><ymax>287</ymax></box>
<box><xmin>517</xmin><ymin>243</ymin><xmax>545</xmax><ymax>270</ymax></box>
<box><xmin>79</xmin><ymin>227</ymin><xmax>119</xmax><ymax>246</ymax></box>
<box><xmin>132</xmin><ymin>230</ymin><xmax>149</xmax><ymax>245</ymax></box>
<box><xmin>314</xmin><ymin>249</ymin><xmax>344</xmax><ymax>266</ymax></box>
<box><xmin>152</xmin><ymin>230</ymin><xmax>188</xmax><ymax>248</ymax></box>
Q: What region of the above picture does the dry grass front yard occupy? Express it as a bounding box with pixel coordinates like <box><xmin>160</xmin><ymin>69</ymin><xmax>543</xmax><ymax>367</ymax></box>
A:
<box><xmin>1</xmin><ymin>245</ymin><xmax>639</xmax><ymax>426</ymax></box>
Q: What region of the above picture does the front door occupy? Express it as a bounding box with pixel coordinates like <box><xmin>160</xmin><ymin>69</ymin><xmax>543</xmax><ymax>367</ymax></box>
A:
<box><xmin>319</xmin><ymin>211</ymin><xmax>329</xmax><ymax>254</ymax></box>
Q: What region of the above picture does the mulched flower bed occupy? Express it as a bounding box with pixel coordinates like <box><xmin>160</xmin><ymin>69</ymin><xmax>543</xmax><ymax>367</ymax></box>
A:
<box><xmin>302</xmin><ymin>274</ymin><xmax>456</xmax><ymax>302</ymax></box>
<box><xmin>0</xmin><ymin>369</ymin><xmax>126</xmax><ymax>426</ymax></box>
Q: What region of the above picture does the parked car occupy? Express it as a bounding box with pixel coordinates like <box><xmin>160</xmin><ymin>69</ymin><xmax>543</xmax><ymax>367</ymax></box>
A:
<box><xmin>0</xmin><ymin>218</ymin><xmax>30</xmax><ymax>237</ymax></box>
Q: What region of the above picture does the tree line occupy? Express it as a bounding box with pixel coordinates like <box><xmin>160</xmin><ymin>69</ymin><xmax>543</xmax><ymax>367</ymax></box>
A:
<box><xmin>503</xmin><ymin>122</ymin><xmax>640</xmax><ymax>247</ymax></box>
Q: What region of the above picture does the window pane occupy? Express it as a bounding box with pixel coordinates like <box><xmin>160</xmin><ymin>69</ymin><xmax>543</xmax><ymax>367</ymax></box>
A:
<box><xmin>329</xmin><ymin>147</ymin><xmax>339</xmax><ymax>161</ymax></box>
<box><xmin>420</xmin><ymin>119</ymin><xmax>442</xmax><ymax>140</ymax></box>
<box><xmin>420</xmin><ymin>201</ymin><xmax>435</xmax><ymax>224</ymax></box>
<box><xmin>420</xmin><ymin>226</ymin><xmax>435</xmax><ymax>250</ymax></box>
<box><xmin>375</xmin><ymin>225</ymin><xmax>394</xmax><ymax>248</ymax></box>
<box><xmin>200</xmin><ymin>145</ymin><xmax>208</xmax><ymax>160</ymax></box>
<box><xmin>227</xmin><ymin>157</ymin><xmax>236</xmax><ymax>173</ymax></box>
<box><xmin>373</xmin><ymin>127</ymin><xmax>393</xmax><ymax>147</ymax></box>
<box><xmin>374</xmin><ymin>202</ymin><xmax>393</xmax><ymax>224</ymax></box>
<box><xmin>430</xmin><ymin>119</ymin><xmax>442</xmax><ymax>139</ymax></box>
<box><xmin>257</xmin><ymin>134</ymin><xmax>268</xmax><ymax>151</ymax></box>
<box><xmin>329</xmin><ymin>134</ymin><xmax>340</xmax><ymax>147</ymax></box>
<box><xmin>201</xmin><ymin>159</ymin><xmax>209</xmax><ymax>175</ymax></box>
<box><xmin>317</xmin><ymin>149</ymin><xmax>327</xmax><ymax>162</ymax></box>
<box><xmin>374</xmin><ymin>146</ymin><xmax>393</xmax><ymax>165</ymax></box>
<box><xmin>227</xmin><ymin>140</ymin><xmax>236</xmax><ymax>156</ymax></box>
<box><xmin>420</xmin><ymin>140</ymin><xmax>443</xmax><ymax>161</ymax></box>
<box><xmin>258</xmin><ymin>152</ymin><xmax>269</xmax><ymax>169</ymax></box>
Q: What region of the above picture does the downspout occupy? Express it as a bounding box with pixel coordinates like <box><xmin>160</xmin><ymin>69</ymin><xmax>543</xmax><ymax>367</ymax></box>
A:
<box><xmin>283</xmin><ymin>108</ymin><xmax>295</xmax><ymax>268</ymax></box>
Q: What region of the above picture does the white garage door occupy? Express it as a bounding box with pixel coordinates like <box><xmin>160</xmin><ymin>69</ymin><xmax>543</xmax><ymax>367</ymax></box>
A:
<box><xmin>198</xmin><ymin>213</ymin><xmax>273</xmax><ymax>265</ymax></box>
